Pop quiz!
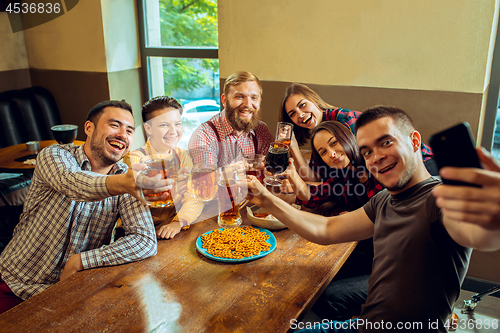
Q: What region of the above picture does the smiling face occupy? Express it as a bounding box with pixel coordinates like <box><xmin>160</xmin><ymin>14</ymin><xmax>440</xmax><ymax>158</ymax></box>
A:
<box><xmin>313</xmin><ymin>130</ymin><xmax>351</xmax><ymax>169</ymax></box>
<box><xmin>357</xmin><ymin>116</ymin><xmax>419</xmax><ymax>194</ymax></box>
<box><xmin>222</xmin><ymin>81</ymin><xmax>261</xmax><ymax>133</ymax></box>
<box><xmin>85</xmin><ymin>106</ymin><xmax>135</xmax><ymax>172</ymax></box>
<box><xmin>144</xmin><ymin>107</ymin><xmax>182</xmax><ymax>152</ymax></box>
<box><xmin>284</xmin><ymin>94</ymin><xmax>323</xmax><ymax>130</ymax></box>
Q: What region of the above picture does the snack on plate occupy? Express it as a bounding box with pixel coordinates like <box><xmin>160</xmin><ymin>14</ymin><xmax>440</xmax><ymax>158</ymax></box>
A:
<box><xmin>201</xmin><ymin>226</ymin><xmax>271</xmax><ymax>259</ymax></box>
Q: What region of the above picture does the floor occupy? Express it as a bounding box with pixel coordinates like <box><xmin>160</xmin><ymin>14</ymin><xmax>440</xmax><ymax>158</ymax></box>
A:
<box><xmin>450</xmin><ymin>290</ymin><xmax>500</xmax><ymax>333</ymax></box>
<box><xmin>294</xmin><ymin>289</ymin><xmax>500</xmax><ymax>332</ymax></box>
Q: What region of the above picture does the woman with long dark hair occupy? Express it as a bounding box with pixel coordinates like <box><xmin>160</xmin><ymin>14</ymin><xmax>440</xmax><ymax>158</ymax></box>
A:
<box><xmin>286</xmin><ymin>121</ymin><xmax>383</xmax><ymax>211</ymax></box>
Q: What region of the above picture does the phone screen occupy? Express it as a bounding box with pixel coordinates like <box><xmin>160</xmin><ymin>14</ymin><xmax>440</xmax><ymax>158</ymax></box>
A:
<box><xmin>429</xmin><ymin>122</ymin><xmax>482</xmax><ymax>187</ymax></box>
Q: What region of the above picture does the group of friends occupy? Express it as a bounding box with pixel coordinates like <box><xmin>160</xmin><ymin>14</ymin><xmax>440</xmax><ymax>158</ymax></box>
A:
<box><xmin>0</xmin><ymin>71</ymin><xmax>499</xmax><ymax>333</ymax></box>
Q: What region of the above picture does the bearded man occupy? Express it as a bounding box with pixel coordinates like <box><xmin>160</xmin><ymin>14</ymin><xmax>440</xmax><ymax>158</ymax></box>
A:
<box><xmin>0</xmin><ymin>100</ymin><xmax>166</xmax><ymax>314</ymax></box>
<box><xmin>188</xmin><ymin>71</ymin><xmax>274</xmax><ymax>167</ymax></box>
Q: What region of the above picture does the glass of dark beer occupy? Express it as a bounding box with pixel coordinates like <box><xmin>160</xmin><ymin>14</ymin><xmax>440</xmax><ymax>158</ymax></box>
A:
<box><xmin>263</xmin><ymin>142</ymin><xmax>289</xmax><ymax>186</ymax></box>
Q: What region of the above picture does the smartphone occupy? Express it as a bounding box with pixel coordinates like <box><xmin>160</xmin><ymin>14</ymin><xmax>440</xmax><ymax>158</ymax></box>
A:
<box><xmin>429</xmin><ymin>122</ymin><xmax>482</xmax><ymax>187</ymax></box>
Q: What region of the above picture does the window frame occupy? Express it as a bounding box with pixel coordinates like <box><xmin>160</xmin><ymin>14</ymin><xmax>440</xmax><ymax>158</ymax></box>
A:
<box><xmin>481</xmin><ymin>13</ymin><xmax>500</xmax><ymax>153</ymax></box>
<box><xmin>136</xmin><ymin>0</ymin><xmax>219</xmax><ymax>100</ymax></box>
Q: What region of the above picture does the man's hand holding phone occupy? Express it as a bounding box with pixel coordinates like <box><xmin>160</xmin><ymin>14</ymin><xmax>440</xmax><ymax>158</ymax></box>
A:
<box><xmin>433</xmin><ymin>148</ymin><xmax>500</xmax><ymax>230</ymax></box>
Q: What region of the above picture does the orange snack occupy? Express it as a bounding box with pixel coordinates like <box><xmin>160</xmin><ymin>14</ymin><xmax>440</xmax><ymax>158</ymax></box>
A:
<box><xmin>201</xmin><ymin>226</ymin><xmax>271</xmax><ymax>259</ymax></box>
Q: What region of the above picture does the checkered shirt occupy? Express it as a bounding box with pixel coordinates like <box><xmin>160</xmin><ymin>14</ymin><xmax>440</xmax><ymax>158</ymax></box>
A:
<box><xmin>188</xmin><ymin>110</ymin><xmax>274</xmax><ymax>167</ymax></box>
<box><xmin>322</xmin><ymin>107</ymin><xmax>361</xmax><ymax>134</ymax></box>
<box><xmin>0</xmin><ymin>144</ymin><xmax>157</xmax><ymax>300</ymax></box>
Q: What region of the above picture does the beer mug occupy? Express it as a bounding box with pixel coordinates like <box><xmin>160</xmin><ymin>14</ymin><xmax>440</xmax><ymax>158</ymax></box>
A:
<box><xmin>244</xmin><ymin>154</ymin><xmax>266</xmax><ymax>183</ymax></box>
<box><xmin>216</xmin><ymin>166</ymin><xmax>242</xmax><ymax>228</ymax></box>
<box><xmin>138</xmin><ymin>153</ymin><xmax>179</xmax><ymax>207</ymax></box>
<box><xmin>275</xmin><ymin>122</ymin><xmax>293</xmax><ymax>147</ymax></box>
<box><xmin>190</xmin><ymin>163</ymin><xmax>217</xmax><ymax>202</ymax></box>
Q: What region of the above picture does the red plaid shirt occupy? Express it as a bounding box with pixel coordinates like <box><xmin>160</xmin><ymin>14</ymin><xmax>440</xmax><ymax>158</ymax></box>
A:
<box><xmin>188</xmin><ymin>111</ymin><xmax>274</xmax><ymax>167</ymax></box>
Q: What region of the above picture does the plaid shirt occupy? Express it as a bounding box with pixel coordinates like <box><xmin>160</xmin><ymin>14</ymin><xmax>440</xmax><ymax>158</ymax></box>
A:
<box><xmin>0</xmin><ymin>144</ymin><xmax>157</xmax><ymax>300</ymax></box>
<box><xmin>322</xmin><ymin>107</ymin><xmax>361</xmax><ymax>134</ymax></box>
<box><xmin>297</xmin><ymin>168</ymin><xmax>384</xmax><ymax>211</ymax></box>
<box><xmin>188</xmin><ymin>110</ymin><xmax>274</xmax><ymax>167</ymax></box>
<box><xmin>311</xmin><ymin>108</ymin><xmax>434</xmax><ymax>179</ymax></box>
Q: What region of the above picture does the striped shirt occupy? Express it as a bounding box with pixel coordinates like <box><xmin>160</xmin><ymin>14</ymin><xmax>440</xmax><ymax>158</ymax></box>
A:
<box><xmin>128</xmin><ymin>139</ymin><xmax>204</xmax><ymax>224</ymax></box>
<box><xmin>188</xmin><ymin>110</ymin><xmax>274</xmax><ymax>167</ymax></box>
<box><xmin>0</xmin><ymin>144</ymin><xmax>157</xmax><ymax>300</ymax></box>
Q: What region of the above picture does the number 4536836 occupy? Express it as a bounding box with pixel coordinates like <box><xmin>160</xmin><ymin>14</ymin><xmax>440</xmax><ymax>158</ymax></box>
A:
<box><xmin>445</xmin><ymin>318</ymin><xmax>498</xmax><ymax>330</ymax></box>
<box><xmin>6</xmin><ymin>2</ymin><xmax>61</xmax><ymax>14</ymax></box>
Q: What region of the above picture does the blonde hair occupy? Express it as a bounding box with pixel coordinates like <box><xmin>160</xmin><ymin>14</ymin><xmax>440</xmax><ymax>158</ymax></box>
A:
<box><xmin>223</xmin><ymin>71</ymin><xmax>263</xmax><ymax>97</ymax></box>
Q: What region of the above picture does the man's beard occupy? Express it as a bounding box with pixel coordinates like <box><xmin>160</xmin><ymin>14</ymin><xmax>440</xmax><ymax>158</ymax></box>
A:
<box><xmin>225</xmin><ymin>103</ymin><xmax>261</xmax><ymax>132</ymax></box>
<box><xmin>89</xmin><ymin>132</ymin><xmax>127</xmax><ymax>167</ymax></box>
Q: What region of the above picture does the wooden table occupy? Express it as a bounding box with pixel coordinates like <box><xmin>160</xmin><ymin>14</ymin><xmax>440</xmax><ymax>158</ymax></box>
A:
<box><xmin>0</xmin><ymin>140</ymin><xmax>84</xmax><ymax>173</ymax></box>
<box><xmin>0</xmin><ymin>205</ymin><xmax>356</xmax><ymax>332</ymax></box>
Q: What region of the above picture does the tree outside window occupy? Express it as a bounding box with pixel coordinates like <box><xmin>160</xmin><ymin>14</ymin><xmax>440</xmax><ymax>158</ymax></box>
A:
<box><xmin>140</xmin><ymin>0</ymin><xmax>219</xmax><ymax>148</ymax></box>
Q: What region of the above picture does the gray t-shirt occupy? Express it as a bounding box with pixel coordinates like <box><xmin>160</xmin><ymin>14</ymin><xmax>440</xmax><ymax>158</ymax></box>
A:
<box><xmin>359</xmin><ymin>177</ymin><xmax>471</xmax><ymax>333</ymax></box>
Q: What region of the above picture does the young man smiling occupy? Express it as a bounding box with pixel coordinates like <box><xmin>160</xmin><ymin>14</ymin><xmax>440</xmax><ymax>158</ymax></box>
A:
<box><xmin>188</xmin><ymin>71</ymin><xmax>274</xmax><ymax>167</ymax></box>
<box><xmin>0</xmin><ymin>100</ymin><xmax>166</xmax><ymax>314</ymax></box>
<box><xmin>244</xmin><ymin>106</ymin><xmax>500</xmax><ymax>333</ymax></box>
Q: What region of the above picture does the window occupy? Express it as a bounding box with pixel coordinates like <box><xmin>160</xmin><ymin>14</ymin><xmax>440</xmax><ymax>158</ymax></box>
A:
<box><xmin>138</xmin><ymin>0</ymin><xmax>219</xmax><ymax>149</ymax></box>
<box><xmin>481</xmin><ymin>16</ymin><xmax>500</xmax><ymax>161</ymax></box>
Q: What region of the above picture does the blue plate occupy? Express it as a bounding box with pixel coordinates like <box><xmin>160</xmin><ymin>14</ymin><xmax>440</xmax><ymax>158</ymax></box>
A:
<box><xmin>196</xmin><ymin>227</ymin><xmax>277</xmax><ymax>263</ymax></box>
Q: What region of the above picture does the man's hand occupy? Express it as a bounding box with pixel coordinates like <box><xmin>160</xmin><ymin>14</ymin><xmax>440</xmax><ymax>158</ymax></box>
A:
<box><xmin>106</xmin><ymin>165</ymin><xmax>173</xmax><ymax>204</ymax></box>
<box><xmin>60</xmin><ymin>254</ymin><xmax>83</xmax><ymax>281</ymax></box>
<box><xmin>433</xmin><ymin>148</ymin><xmax>500</xmax><ymax>229</ymax></box>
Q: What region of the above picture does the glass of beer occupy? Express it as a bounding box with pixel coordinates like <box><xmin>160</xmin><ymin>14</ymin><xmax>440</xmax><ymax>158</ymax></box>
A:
<box><xmin>190</xmin><ymin>163</ymin><xmax>217</xmax><ymax>202</ymax></box>
<box><xmin>275</xmin><ymin>122</ymin><xmax>293</xmax><ymax>147</ymax></box>
<box><xmin>263</xmin><ymin>142</ymin><xmax>289</xmax><ymax>186</ymax></box>
<box><xmin>216</xmin><ymin>166</ymin><xmax>242</xmax><ymax>228</ymax></box>
<box><xmin>244</xmin><ymin>154</ymin><xmax>266</xmax><ymax>183</ymax></box>
<box><xmin>138</xmin><ymin>153</ymin><xmax>179</xmax><ymax>207</ymax></box>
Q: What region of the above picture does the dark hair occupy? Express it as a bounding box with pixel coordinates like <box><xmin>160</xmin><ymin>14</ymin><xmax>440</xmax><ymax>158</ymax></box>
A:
<box><xmin>355</xmin><ymin>105</ymin><xmax>415</xmax><ymax>135</ymax></box>
<box><xmin>280</xmin><ymin>83</ymin><xmax>335</xmax><ymax>146</ymax></box>
<box><xmin>141</xmin><ymin>96</ymin><xmax>183</xmax><ymax>123</ymax></box>
<box><xmin>87</xmin><ymin>100</ymin><xmax>133</xmax><ymax>124</ymax></box>
<box><xmin>310</xmin><ymin>121</ymin><xmax>363</xmax><ymax>170</ymax></box>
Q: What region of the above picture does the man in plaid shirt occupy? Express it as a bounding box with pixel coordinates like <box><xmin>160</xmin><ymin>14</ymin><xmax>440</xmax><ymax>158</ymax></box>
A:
<box><xmin>188</xmin><ymin>71</ymin><xmax>274</xmax><ymax>167</ymax></box>
<box><xmin>0</xmin><ymin>100</ymin><xmax>163</xmax><ymax>314</ymax></box>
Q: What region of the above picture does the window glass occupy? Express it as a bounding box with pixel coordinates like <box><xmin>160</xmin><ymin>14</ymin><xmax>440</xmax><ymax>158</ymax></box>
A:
<box><xmin>142</xmin><ymin>0</ymin><xmax>219</xmax><ymax>149</ymax></box>
<box><xmin>492</xmin><ymin>100</ymin><xmax>500</xmax><ymax>160</ymax></box>
<box><xmin>145</xmin><ymin>0</ymin><xmax>218</xmax><ymax>48</ymax></box>
<box><xmin>148</xmin><ymin>56</ymin><xmax>220</xmax><ymax>149</ymax></box>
